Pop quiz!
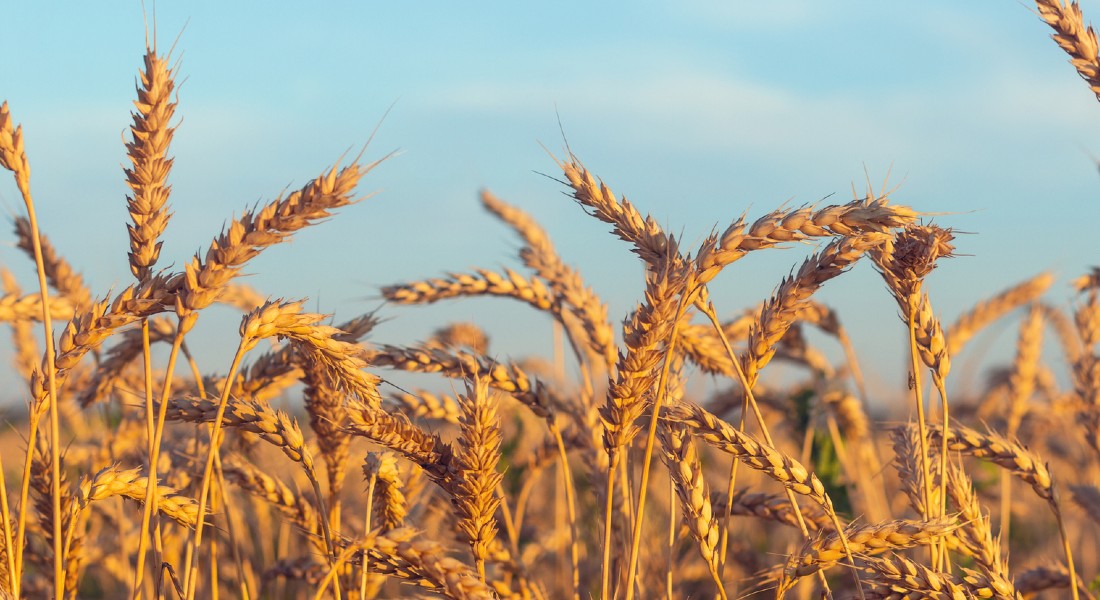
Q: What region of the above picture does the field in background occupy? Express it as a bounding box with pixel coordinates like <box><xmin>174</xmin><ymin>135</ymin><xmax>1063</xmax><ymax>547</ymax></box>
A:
<box><xmin>1</xmin><ymin>2</ymin><xmax>1100</xmax><ymax>599</ymax></box>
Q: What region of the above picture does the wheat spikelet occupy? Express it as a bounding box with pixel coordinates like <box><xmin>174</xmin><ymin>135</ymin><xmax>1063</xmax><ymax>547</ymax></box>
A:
<box><xmin>1068</xmin><ymin>483</ymin><xmax>1100</xmax><ymax>522</ymax></box>
<box><xmin>1006</xmin><ymin>304</ymin><xmax>1044</xmax><ymax>437</ymax></box>
<box><xmin>695</xmin><ymin>192</ymin><xmax>920</xmax><ymax>284</ymax></box>
<box><xmin>924</xmin><ymin>424</ymin><xmax>1053</xmax><ymax>502</ymax></box>
<box><xmin>302</xmin><ymin>359</ymin><xmax>351</xmax><ymax>504</ymax></box>
<box><xmin>369</xmin><ymin>344</ymin><xmax>551</xmax><ymax>417</ymax></box>
<box><xmin>557</xmin><ymin>156</ymin><xmax>677</xmax><ymax>272</ymax></box>
<box><xmin>386</xmin><ymin>390</ymin><xmax>463</xmax><ymax>424</ymax></box>
<box><xmin>0</xmin><ymin>292</ymin><xmax>74</xmax><ymax>324</ymax></box>
<box><xmin>453</xmin><ymin>378</ymin><xmax>503</xmax><ymax>577</ymax></box>
<box><xmin>384</xmin><ymin>269</ymin><xmax>556</xmax><ymax>313</ymax></box>
<box><xmin>602</xmin><ymin>255</ymin><xmax>690</xmax><ymax>452</ymax></box>
<box><xmin>675</xmin><ymin>313</ymin><xmax>753</xmax><ymax>377</ymax></box>
<box><xmin>221</xmin><ymin>456</ymin><xmax>319</xmax><ymax>536</ymax></box>
<box><xmin>239</xmin><ymin>299</ymin><xmax>381</xmax><ymax>406</ymax></box>
<box><xmin>177</xmin><ymin>158</ymin><xmax>384</xmax><ymax>329</ymax></box>
<box><xmin>780</xmin><ymin>516</ymin><xmax>959</xmax><ymax>592</ymax></box>
<box><xmin>1015</xmin><ymin>564</ymin><xmax>1078</xmax><ymax>598</ymax></box>
<box><xmin>666</xmin><ymin>402</ymin><xmax>833</xmax><ymax>509</ymax></box>
<box><xmin>658</xmin><ymin>422</ymin><xmax>722</xmax><ymax>588</ymax></box>
<box><xmin>345</xmin><ymin>402</ymin><xmax>456</xmax><ymax>487</ymax></box>
<box><xmin>363</xmin><ymin>453</ymin><xmax>408</xmax><ymax>531</ymax></box>
<box><xmin>711</xmin><ymin>489</ymin><xmax>832</xmax><ymax>533</ymax></box>
<box><xmin>1</xmin><ymin>269</ymin><xmax>41</xmax><ymax>383</ymax></box>
<box><xmin>945</xmin><ymin>463</ymin><xmax>1009</xmax><ymax>579</ymax></box>
<box><xmin>0</xmin><ymin>101</ymin><xmax>31</xmax><ymax>192</ymax></box>
<box><xmin>1036</xmin><ymin>0</ymin><xmax>1100</xmax><ymax>102</ymax></box>
<box><xmin>744</xmin><ymin>234</ymin><xmax>885</xmax><ymax>385</ymax></box>
<box><xmin>77</xmin><ymin>315</ymin><xmax>175</xmax><ymax>407</ymax></box>
<box><xmin>162</xmin><ymin>396</ymin><xmax>314</xmax><ymax>470</ymax></box>
<box><xmin>124</xmin><ymin>46</ymin><xmax>178</xmax><ymax>280</ymax></box>
<box><xmin>370</xmin><ymin>528</ymin><xmax>498</xmax><ymax>600</ymax></box>
<box><xmin>72</xmin><ymin>466</ymin><xmax>201</xmax><ymax>530</ymax></box>
<box><xmin>861</xmin><ymin>554</ymin><xmax>1017</xmax><ymax>599</ymax></box>
<box><xmin>890</xmin><ymin>425</ymin><xmax>941</xmax><ymax>517</ymax></box>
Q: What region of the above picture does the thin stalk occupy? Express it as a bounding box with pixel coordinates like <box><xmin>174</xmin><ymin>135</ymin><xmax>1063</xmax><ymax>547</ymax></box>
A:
<box><xmin>359</xmin><ymin>474</ymin><xmax>377</xmax><ymax>600</ymax></box>
<box><xmin>0</xmin><ymin>451</ymin><xmax>16</xmax><ymax>598</ymax></box>
<box><xmin>15</xmin><ymin>171</ymin><xmax>65</xmax><ymax>598</ymax></box>
<box><xmin>549</xmin><ymin>420</ymin><xmax>580</xmax><ymax>600</ymax></box>
<box><xmin>213</xmin><ymin>452</ymin><xmax>253</xmax><ymax>600</ymax></box>
<box><xmin>622</xmin><ymin>294</ymin><xmax>687</xmax><ymax>600</ymax></box>
<box><xmin>183</xmin><ymin>343</ymin><xmax>248</xmax><ymax>600</ymax></box>
<box><xmin>665</xmin><ymin>477</ymin><xmax>674</xmax><ymax>600</ymax></box>
<box><xmin>600</xmin><ymin>451</ymin><xmax>618</xmax><ymax>600</ymax></box>
<box><xmin>135</xmin><ymin>328</ymin><xmax>187</xmax><ymax>599</ymax></box>
<box><xmin>495</xmin><ymin>481</ymin><xmax>522</xmax><ymax>573</ymax></box>
<box><xmin>12</xmin><ymin>405</ymin><xmax>40</xmax><ymax>591</ymax></box>
<box><xmin>934</xmin><ymin>376</ymin><xmax>950</xmax><ymax>572</ymax></box>
<box><xmin>132</xmin><ymin>319</ymin><xmax>158</xmax><ymax>598</ymax></box>
<box><xmin>1054</xmin><ymin>501</ymin><xmax>1081</xmax><ymax>600</ymax></box>
<box><xmin>905</xmin><ymin>305</ymin><xmax>937</xmax><ymax>566</ymax></box>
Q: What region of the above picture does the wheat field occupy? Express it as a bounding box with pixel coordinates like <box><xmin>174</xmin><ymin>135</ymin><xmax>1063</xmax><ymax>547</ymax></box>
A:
<box><xmin>0</xmin><ymin>2</ymin><xmax>1099</xmax><ymax>599</ymax></box>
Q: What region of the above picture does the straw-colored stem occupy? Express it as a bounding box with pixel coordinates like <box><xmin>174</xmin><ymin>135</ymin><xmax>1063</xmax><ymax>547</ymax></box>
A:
<box><xmin>665</xmin><ymin>476</ymin><xmax>675</xmax><ymax>600</ymax></box>
<box><xmin>131</xmin><ymin>319</ymin><xmax>157</xmax><ymax>598</ymax></box>
<box><xmin>934</xmin><ymin>375</ymin><xmax>950</xmax><ymax>571</ymax></box>
<box><xmin>13</xmin><ymin>407</ymin><xmax>41</xmax><ymax>594</ymax></box>
<box><xmin>906</xmin><ymin>304</ymin><xmax>936</xmax><ymax>564</ymax></box>
<box><xmin>213</xmin><ymin>452</ymin><xmax>253</xmax><ymax>600</ymax></box>
<box><xmin>0</xmin><ymin>451</ymin><xmax>14</xmax><ymax>598</ymax></box>
<box><xmin>135</xmin><ymin>327</ymin><xmax>186</xmax><ymax>599</ymax></box>
<box><xmin>183</xmin><ymin>343</ymin><xmax>248</xmax><ymax>600</ymax></box>
<box><xmin>11</xmin><ymin>164</ymin><xmax>65</xmax><ymax>598</ymax></box>
<box><xmin>600</xmin><ymin>451</ymin><xmax>618</xmax><ymax>600</ymax></box>
<box><xmin>549</xmin><ymin>420</ymin><xmax>581</xmax><ymax>600</ymax></box>
<box><xmin>622</xmin><ymin>297</ymin><xmax>686</xmax><ymax>600</ymax></box>
<box><xmin>360</xmin><ymin>474</ymin><xmax>377</xmax><ymax>600</ymax></box>
<box><xmin>1055</xmin><ymin>500</ymin><xmax>1081</xmax><ymax>600</ymax></box>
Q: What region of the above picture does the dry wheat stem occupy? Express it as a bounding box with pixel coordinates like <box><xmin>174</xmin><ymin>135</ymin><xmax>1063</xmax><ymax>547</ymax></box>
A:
<box><xmin>1</xmin><ymin>99</ymin><xmax>66</xmax><ymax>598</ymax></box>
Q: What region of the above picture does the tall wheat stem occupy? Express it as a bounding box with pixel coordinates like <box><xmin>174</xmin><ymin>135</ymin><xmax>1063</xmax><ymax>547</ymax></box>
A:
<box><xmin>134</xmin><ymin>327</ymin><xmax>186</xmax><ymax>599</ymax></box>
<box><xmin>622</xmin><ymin>294</ymin><xmax>688</xmax><ymax>600</ymax></box>
<box><xmin>131</xmin><ymin>319</ymin><xmax>158</xmax><ymax>597</ymax></box>
<box><xmin>11</xmin><ymin>166</ymin><xmax>65</xmax><ymax>598</ymax></box>
<box><xmin>0</xmin><ymin>453</ymin><xmax>14</xmax><ymax>598</ymax></box>
<box><xmin>183</xmin><ymin>343</ymin><xmax>248</xmax><ymax>600</ymax></box>
<box><xmin>905</xmin><ymin>306</ymin><xmax>937</xmax><ymax>566</ymax></box>
<box><xmin>549</xmin><ymin>420</ymin><xmax>581</xmax><ymax>600</ymax></box>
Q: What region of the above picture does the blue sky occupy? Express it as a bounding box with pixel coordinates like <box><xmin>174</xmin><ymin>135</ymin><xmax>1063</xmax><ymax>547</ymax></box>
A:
<box><xmin>1</xmin><ymin>2</ymin><xmax>1099</xmax><ymax>407</ymax></box>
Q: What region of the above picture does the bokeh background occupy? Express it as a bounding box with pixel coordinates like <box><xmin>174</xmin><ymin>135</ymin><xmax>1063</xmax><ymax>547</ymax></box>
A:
<box><xmin>2</xmin><ymin>1</ymin><xmax>1099</xmax><ymax>409</ymax></box>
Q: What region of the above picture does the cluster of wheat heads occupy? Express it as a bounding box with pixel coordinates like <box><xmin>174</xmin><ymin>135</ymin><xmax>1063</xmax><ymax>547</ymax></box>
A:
<box><xmin>2</xmin><ymin>3</ymin><xmax>1100</xmax><ymax>600</ymax></box>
